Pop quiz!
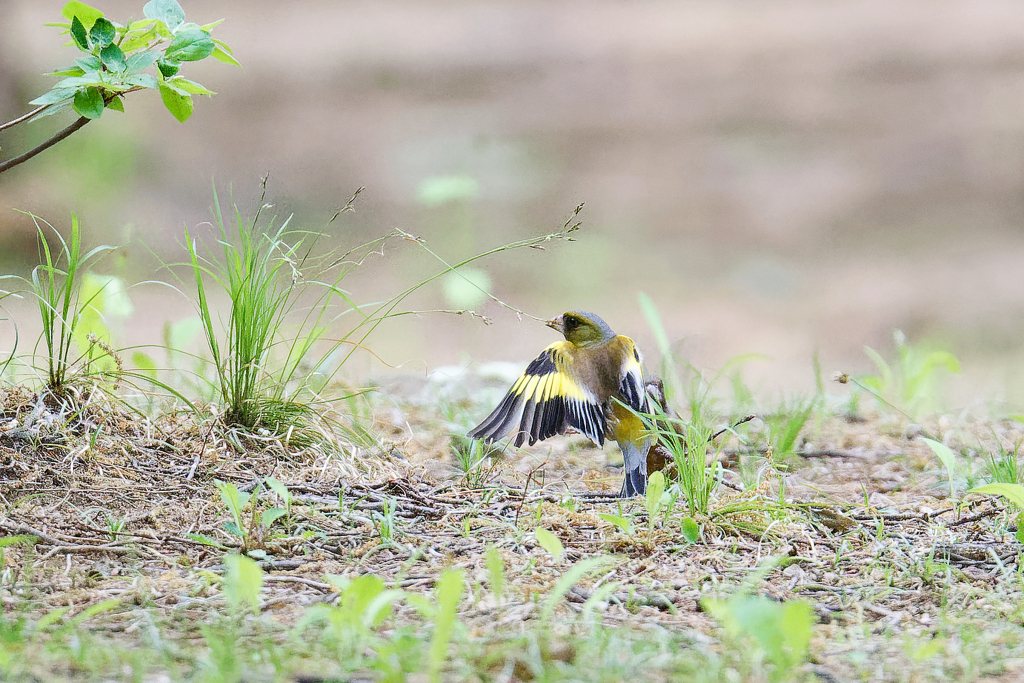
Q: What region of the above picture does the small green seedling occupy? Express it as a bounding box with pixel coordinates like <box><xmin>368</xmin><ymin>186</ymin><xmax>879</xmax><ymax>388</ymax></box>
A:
<box><xmin>705</xmin><ymin>594</ymin><xmax>815</xmax><ymax>683</ymax></box>
<box><xmin>297</xmin><ymin>574</ymin><xmax>405</xmax><ymax>667</ymax></box>
<box><xmin>680</xmin><ymin>517</ymin><xmax>701</xmax><ymax>544</ymax></box>
<box><xmin>534</xmin><ymin>527</ymin><xmax>564</xmax><ymax>560</ymax></box>
<box><xmin>644</xmin><ymin>470</ymin><xmax>668</xmax><ymax>533</ymax></box>
<box><xmin>428</xmin><ymin>569</ymin><xmax>464</xmax><ymax>683</ymax></box>
<box><xmin>222</xmin><ymin>554</ymin><xmax>263</xmax><ymax>616</ymax></box>
<box><xmin>264</xmin><ymin>477</ymin><xmax>292</xmax><ymax>524</ymax></box>
<box><xmin>485</xmin><ymin>545</ymin><xmax>506</xmax><ymax>601</ymax></box>
<box><xmin>216</xmin><ymin>480</ymin><xmax>250</xmax><ymax>540</ymax></box>
<box><xmin>213</xmin><ymin>479</ymin><xmax>288</xmax><ymax>551</ymax></box>
<box><xmin>862</xmin><ymin>330</ymin><xmax>960</xmax><ymax>419</ymax></box>
<box><xmin>923</xmin><ymin>438</ymin><xmax>959</xmax><ymax>499</ymax></box>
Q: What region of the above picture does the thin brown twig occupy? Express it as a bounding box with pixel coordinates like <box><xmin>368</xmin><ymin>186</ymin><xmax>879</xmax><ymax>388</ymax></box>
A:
<box><xmin>947</xmin><ymin>507</ymin><xmax>1003</xmax><ymax>528</ymax></box>
<box><xmin>0</xmin><ymin>116</ymin><xmax>91</xmax><ymax>175</ymax></box>
<box><xmin>0</xmin><ymin>104</ymin><xmax>51</xmax><ymax>132</ymax></box>
<box><xmin>710</xmin><ymin>414</ymin><xmax>756</xmax><ymax>442</ymax></box>
<box><xmin>514</xmin><ymin>461</ymin><xmax>547</xmax><ymax>527</ymax></box>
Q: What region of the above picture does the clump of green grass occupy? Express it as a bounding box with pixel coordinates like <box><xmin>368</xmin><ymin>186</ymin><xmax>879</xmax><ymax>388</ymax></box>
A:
<box><xmin>185</xmin><ymin>188</ymin><xmax>584</xmax><ymax>449</ymax></box>
<box><xmin>186</xmin><ymin>189</ymin><xmax>332</xmax><ymax>438</ymax></box>
<box><xmin>642</xmin><ymin>407</ymin><xmax>717</xmax><ymax>517</ymax></box>
<box><xmin>26</xmin><ymin>213</ymin><xmax>117</xmax><ymax>397</ymax></box>
<box><xmin>764</xmin><ymin>395</ymin><xmax>816</xmax><ymax>459</ymax></box>
<box><xmin>985</xmin><ymin>430</ymin><xmax>1023</xmax><ymax>485</ymax></box>
<box><xmin>860</xmin><ymin>329</ymin><xmax>960</xmax><ymax>419</ymax></box>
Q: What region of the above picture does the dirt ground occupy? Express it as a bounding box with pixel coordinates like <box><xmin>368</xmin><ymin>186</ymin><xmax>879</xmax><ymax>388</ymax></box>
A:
<box><xmin>3</xmin><ymin>371</ymin><xmax>1024</xmax><ymax>681</ymax></box>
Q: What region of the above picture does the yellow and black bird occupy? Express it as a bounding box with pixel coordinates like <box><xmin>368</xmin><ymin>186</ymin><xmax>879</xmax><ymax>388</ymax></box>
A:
<box><xmin>468</xmin><ymin>311</ymin><xmax>652</xmax><ymax>497</ymax></box>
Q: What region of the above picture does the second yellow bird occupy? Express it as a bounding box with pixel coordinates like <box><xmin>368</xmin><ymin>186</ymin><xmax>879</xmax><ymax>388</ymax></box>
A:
<box><xmin>469</xmin><ymin>311</ymin><xmax>652</xmax><ymax>497</ymax></box>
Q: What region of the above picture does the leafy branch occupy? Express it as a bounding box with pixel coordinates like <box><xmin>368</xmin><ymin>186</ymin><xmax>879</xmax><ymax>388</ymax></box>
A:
<box><xmin>0</xmin><ymin>0</ymin><xmax>236</xmax><ymax>175</ymax></box>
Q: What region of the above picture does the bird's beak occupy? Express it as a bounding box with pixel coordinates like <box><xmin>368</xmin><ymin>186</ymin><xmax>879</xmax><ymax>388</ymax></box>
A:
<box><xmin>545</xmin><ymin>316</ymin><xmax>564</xmax><ymax>334</ymax></box>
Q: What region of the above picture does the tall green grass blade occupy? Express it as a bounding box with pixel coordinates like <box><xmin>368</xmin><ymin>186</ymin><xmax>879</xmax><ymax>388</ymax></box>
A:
<box><xmin>428</xmin><ymin>568</ymin><xmax>464</xmax><ymax>682</ymax></box>
<box><xmin>923</xmin><ymin>438</ymin><xmax>958</xmax><ymax>498</ymax></box>
<box><xmin>539</xmin><ymin>556</ymin><xmax>616</xmax><ymax>624</ymax></box>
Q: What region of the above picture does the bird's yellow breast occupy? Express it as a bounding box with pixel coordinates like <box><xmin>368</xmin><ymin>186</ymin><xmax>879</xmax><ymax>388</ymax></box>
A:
<box><xmin>610</xmin><ymin>402</ymin><xmax>643</xmax><ymax>439</ymax></box>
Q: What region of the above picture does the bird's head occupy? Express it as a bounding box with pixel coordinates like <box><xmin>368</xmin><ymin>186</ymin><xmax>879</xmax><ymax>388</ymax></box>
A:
<box><xmin>546</xmin><ymin>311</ymin><xmax>615</xmax><ymax>348</ymax></box>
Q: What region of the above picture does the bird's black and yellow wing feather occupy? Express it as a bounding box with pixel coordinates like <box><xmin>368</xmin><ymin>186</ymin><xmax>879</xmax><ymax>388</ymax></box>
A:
<box><xmin>616</xmin><ymin>337</ymin><xmax>647</xmax><ymax>415</ymax></box>
<box><xmin>469</xmin><ymin>342</ymin><xmax>606</xmax><ymax>448</ymax></box>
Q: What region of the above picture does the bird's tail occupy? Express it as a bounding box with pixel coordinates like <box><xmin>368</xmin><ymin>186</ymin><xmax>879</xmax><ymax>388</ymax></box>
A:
<box><xmin>618</xmin><ymin>438</ymin><xmax>651</xmax><ymax>498</ymax></box>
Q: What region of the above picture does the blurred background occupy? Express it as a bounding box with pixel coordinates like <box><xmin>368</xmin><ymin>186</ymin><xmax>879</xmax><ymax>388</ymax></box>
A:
<box><xmin>2</xmin><ymin>0</ymin><xmax>1024</xmax><ymax>409</ymax></box>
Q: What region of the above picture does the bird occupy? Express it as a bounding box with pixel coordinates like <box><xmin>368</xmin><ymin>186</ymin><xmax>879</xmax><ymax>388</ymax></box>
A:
<box><xmin>468</xmin><ymin>311</ymin><xmax>652</xmax><ymax>497</ymax></box>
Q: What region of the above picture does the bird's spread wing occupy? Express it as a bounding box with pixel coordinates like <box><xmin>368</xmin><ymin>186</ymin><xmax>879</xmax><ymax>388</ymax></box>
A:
<box><xmin>469</xmin><ymin>342</ymin><xmax>606</xmax><ymax>447</ymax></box>
<box><xmin>617</xmin><ymin>338</ymin><xmax>647</xmax><ymax>414</ymax></box>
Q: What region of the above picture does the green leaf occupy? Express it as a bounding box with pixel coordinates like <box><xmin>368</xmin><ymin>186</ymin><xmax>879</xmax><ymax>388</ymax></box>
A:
<box><xmin>26</xmin><ymin>101</ymin><xmax>73</xmax><ymax>122</ymax></box>
<box><xmin>143</xmin><ymin>0</ymin><xmax>185</xmax><ymax>31</ymax></box>
<box><xmin>70</xmin><ymin>16</ymin><xmax>90</xmax><ymax>50</ymax></box>
<box><xmin>125</xmin><ymin>50</ymin><xmax>159</xmax><ymax>73</ymax></box>
<box><xmin>166</xmin><ymin>24</ymin><xmax>215</xmax><ymax>62</ymax></box>
<box><xmin>186</xmin><ymin>533</ymin><xmax>224</xmax><ymax>548</ymax></box>
<box><xmin>362</xmin><ymin>588</ymin><xmax>405</xmax><ymax>629</ymax></box>
<box><xmin>47</xmin><ymin>65</ymin><xmax>87</xmax><ymax>77</ymax></box>
<box><xmin>428</xmin><ymin>569</ymin><xmax>464</xmax><ymax>682</ymax></box>
<box><xmin>923</xmin><ymin>438</ymin><xmax>959</xmax><ymax>498</ymax></box>
<box><xmin>265</xmin><ymin>477</ymin><xmax>290</xmax><ymax>505</ymax></box>
<box><xmin>705</xmin><ymin>595</ymin><xmax>814</xmax><ymax>676</ymax></box>
<box><xmin>55</xmin><ymin>74</ymin><xmax>104</xmax><ymax>89</ymax></box>
<box><xmin>126</xmin><ymin>74</ymin><xmax>158</xmax><ymax>89</ymax></box>
<box><xmin>970</xmin><ymin>483</ymin><xmax>1024</xmax><ymax>509</ymax></box>
<box><xmin>211</xmin><ymin>45</ymin><xmax>240</xmax><ymax>67</ymax></box>
<box><xmin>485</xmin><ymin>545</ymin><xmax>505</xmax><ymax>600</ymax></box>
<box><xmin>160</xmin><ymin>80</ymin><xmax>190</xmax><ymax>96</ymax></box>
<box><xmin>72</xmin><ymin>87</ymin><xmax>104</xmax><ymax>119</ymax></box>
<box><xmin>62</xmin><ymin>2</ymin><xmax>104</xmax><ymax>30</ymax></box>
<box><xmin>99</xmin><ymin>43</ymin><xmax>127</xmax><ymax>72</ymax></box>
<box><xmin>681</xmin><ymin>517</ymin><xmax>700</xmax><ymax>543</ymax></box>
<box><xmin>216</xmin><ymin>481</ymin><xmax>250</xmax><ymax>518</ymax></box>
<box><xmin>104</xmin><ymin>96</ymin><xmax>124</xmax><ymax>112</ymax></box>
<box><xmin>75</xmin><ymin>55</ymin><xmax>102</xmax><ymax>71</ymax></box>
<box><xmin>156</xmin><ymin>58</ymin><xmax>180</xmax><ymax>78</ymax></box>
<box><xmin>120</xmin><ymin>24</ymin><xmax>159</xmax><ymax>52</ymax></box>
<box><xmin>598</xmin><ymin>513</ymin><xmax>631</xmax><ymax>534</ymax></box>
<box><xmin>29</xmin><ymin>87</ymin><xmax>78</xmax><ymax>106</ymax></box>
<box><xmin>223</xmin><ymin>554</ymin><xmax>263</xmax><ymax>615</ymax></box>
<box><xmin>645</xmin><ymin>470</ymin><xmax>667</xmax><ymax>520</ymax></box>
<box><xmin>158</xmin><ymin>81</ymin><xmax>193</xmax><ymax>122</ymax></box>
<box><xmin>131</xmin><ymin>351</ymin><xmax>156</xmax><ymax>379</ymax></box>
<box><xmin>261</xmin><ymin>508</ymin><xmax>287</xmax><ymax>528</ymax></box>
<box><xmin>89</xmin><ymin>17</ymin><xmax>115</xmax><ymax>47</ymax></box>
<box><xmin>534</xmin><ymin>527</ymin><xmax>564</xmax><ymax>559</ymax></box>
<box><xmin>164</xmin><ymin>316</ymin><xmax>204</xmax><ymax>353</ymax></box>
<box><xmin>167</xmin><ymin>77</ymin><xmax>215</xmax><ymax>96</ymax></box>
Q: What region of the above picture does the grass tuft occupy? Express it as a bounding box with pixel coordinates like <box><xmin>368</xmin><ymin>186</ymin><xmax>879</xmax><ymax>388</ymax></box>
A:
<box><xmin>26</xmin><ymin>212</ymin><xmax>115</xmax><ymax>397</ymax></box>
